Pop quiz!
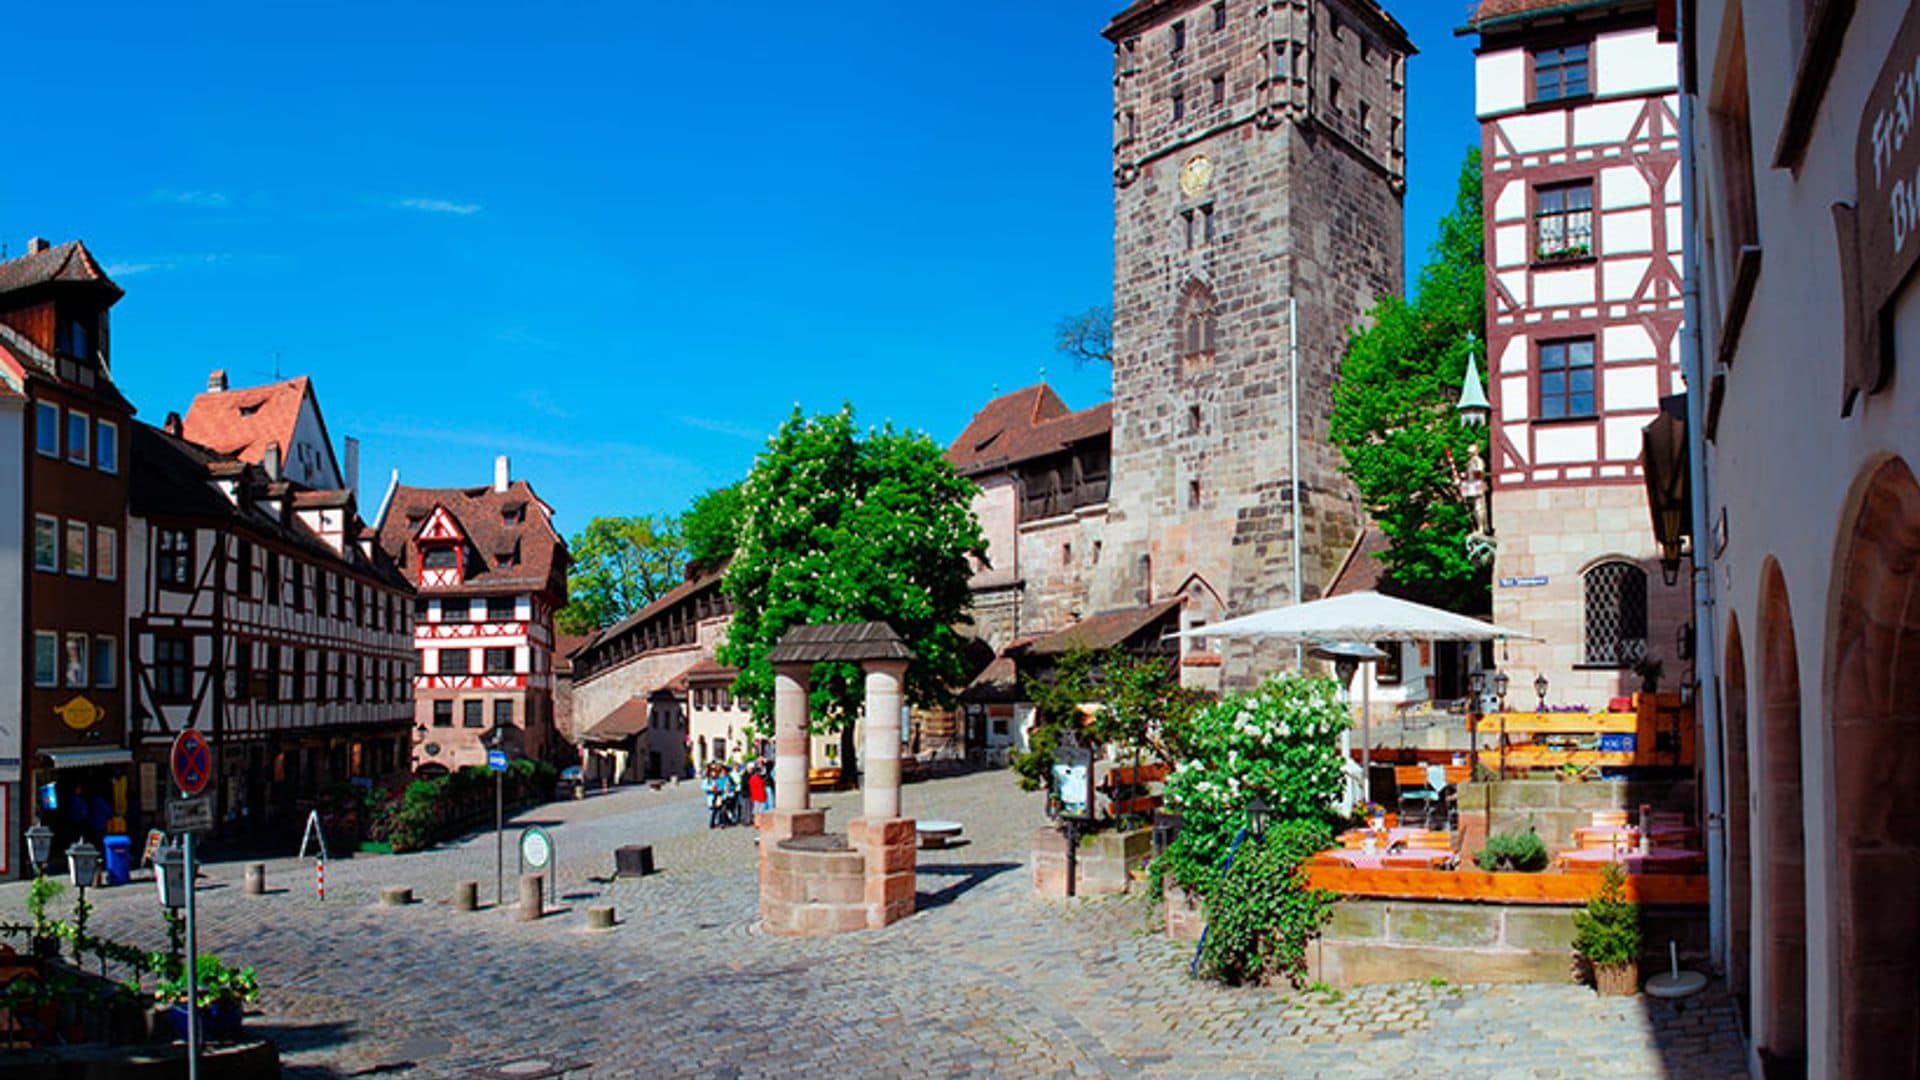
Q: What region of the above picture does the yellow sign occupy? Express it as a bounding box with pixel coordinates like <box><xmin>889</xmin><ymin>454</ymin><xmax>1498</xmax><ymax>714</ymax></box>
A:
<box><xmin>55</xmin><ymin>696</ymin><xmax>104</xmax><ymax>731</ymax></box>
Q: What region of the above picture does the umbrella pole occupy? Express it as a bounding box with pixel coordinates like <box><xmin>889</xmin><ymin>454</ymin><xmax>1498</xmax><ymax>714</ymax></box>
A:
<box><xmin>1361</xmin><ymin>662</ymin><xmax>1372</xmax><ymax>779</ymax></box>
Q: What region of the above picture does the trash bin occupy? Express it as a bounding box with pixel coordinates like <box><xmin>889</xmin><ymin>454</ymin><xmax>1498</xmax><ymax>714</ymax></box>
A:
<box><xmin>102</xmin><ymin>834</ymin><xmax>132</xmax><ymax>886</ymax></box>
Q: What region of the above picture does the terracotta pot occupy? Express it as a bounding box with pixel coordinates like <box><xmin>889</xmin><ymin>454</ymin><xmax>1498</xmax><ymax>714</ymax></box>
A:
<box><xmin>1593</xmin><ymin>960</ymin><xmax>1639</xmax><ymax>996</ymax></box>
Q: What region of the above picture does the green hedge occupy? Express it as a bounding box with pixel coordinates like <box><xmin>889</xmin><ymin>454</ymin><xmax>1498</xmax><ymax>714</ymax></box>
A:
<box><xmin>367</xmin><ymin>761</ymin><xmax>557</xmax><ymax>852</ymax></box>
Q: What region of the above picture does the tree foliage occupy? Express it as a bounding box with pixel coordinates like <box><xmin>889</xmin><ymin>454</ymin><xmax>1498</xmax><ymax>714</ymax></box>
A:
<box><xmin>717</xmin><ymin>405</ymin><xmax>986</xmax><ymax>773</ymax></box>
<box><xmin>1329</xmin><ymin>149</ymin><xmax>1490</xmax><ymax>612</ymax></box>
<box><xmin>557</xmin><ymin>515</ymin><xmax>686</xmax><ymax>634</ymax></box>
<box><xmin>1009</xmin><ymin>648</ymin><xmax>1208</xmax><ymax>793</ymax></box>
<box><xmin>1054</xmin><ymin>305</ymin><xmax>1113</xmax><ymax>366</ymax></box>
<box><xmin>683</xmin><ymin>482</ymin><xmax>743</xmax><ymax>575</ymax></box>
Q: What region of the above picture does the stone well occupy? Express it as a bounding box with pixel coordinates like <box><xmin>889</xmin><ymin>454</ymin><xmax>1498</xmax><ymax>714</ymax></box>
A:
<box><xmin>755</xmin><ymin>623</ymin><xmax>918</xmax><ymax>937</ymax></box>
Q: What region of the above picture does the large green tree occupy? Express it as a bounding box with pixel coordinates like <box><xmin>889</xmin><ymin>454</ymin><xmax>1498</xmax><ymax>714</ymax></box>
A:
<box><xmin>1329</xmin><ymin>149</ymin><xmax>1490</xmax><ymax>612</ymax></box>
<box><xmin>556</xmin><ymin>515</ymin><xmax>686</xmax><ymax>634</ymax></box>
<box><xmin>682</xmin><ymin>482</ymin><xmax>743</xmax><ymax>575</ymax></box>
<box><xmin>717</xmin><ymin>405</ymin><xmax>986</xmax><ymax>776</ymax></box>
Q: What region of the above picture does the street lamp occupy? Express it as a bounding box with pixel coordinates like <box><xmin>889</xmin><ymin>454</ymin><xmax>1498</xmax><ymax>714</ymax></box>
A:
<box><xmin>1247</xmin><ymin>795</ymin><xmax>1270</xmax><ymax>843</ymax></box>
<box><xmin>66</xmin><ymin>839</ymin><xmax>100</xmax><ymax>890</ymax></box>
<box><xmin>154</xmin><ymin>845</ymin><xmax>188</xmax><ymax>909</ymax></box>
<box><xmin>24</xmin><ymin>823</ymin><xmax>53</xmax><ymax>875</ymax></box>
<box><xmin>1493</xmin><ymin>671</ymin><xmax>1511</xmax><ymax>710</ymax></box>
<box><xmin>1535</xmin><ymin>673</ymin><xmax>1550</xmax><ymax>711</ymax></box>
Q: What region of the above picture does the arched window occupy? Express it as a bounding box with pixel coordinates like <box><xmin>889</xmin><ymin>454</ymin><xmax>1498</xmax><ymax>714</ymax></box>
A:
<box><xmin>1583</xmin><ymin>560</ymin><xmax>1648</xmax><ymax>666</ymax></box>
<box><xmin>1176</xmin><ymin>281</ymin><xmax>1217</xmax><ymax>376</ymax></box>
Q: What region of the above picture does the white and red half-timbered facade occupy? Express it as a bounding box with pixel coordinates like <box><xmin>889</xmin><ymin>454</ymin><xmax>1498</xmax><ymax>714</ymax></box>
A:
<box><xmin>1468</xmin><ymin>0</ymin><xmax>1690</xmax><ymax>703</ymax></box>
<box><xmin>128</xmin><ymin>415</ymin><xmax>414</xmax><ymax>843</ymax></box>
<box><xmin>377</xmin><ymin>457</ymin><xmax>568</xmax><ymax>774</ymax></box>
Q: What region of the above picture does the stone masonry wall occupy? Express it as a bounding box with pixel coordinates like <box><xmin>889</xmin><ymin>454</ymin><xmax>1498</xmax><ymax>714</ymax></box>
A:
<box><xmin>1100</xmin><ymin>0</ymin><xmax>1405</xmax><ymax>690</ymax></box>
<box><xmin>1491</xmin><ymin>485</ymin><xmax>1690</xmax><ymax>706</ymax></box>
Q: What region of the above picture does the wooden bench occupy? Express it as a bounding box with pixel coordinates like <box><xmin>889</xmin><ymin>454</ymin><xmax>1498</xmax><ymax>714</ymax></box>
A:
<box><xmin>808</xmin><ymin>767</ymin><xmax>842</xmax><ymax>791</ymax></box>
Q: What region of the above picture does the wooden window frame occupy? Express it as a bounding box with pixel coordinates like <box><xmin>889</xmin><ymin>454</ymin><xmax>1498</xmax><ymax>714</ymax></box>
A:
<box><xmin>94</xmin><ymin>524</ymin><xmax>117</xmax><ymax>582</ymax></box>
<box><xmin>433</xmin><ymin>700</ymin><xmax>454</xmax><ymax>728</ymax></box>
<box><xmin>155</xmin><ymin>636</ymin><xmax>193</xmax><ymax>702</ymax></box>
<box><xmin>64</xmin><ymin>409</ymin><xmax>89</xmax><ymax>467</ymax></box>
<box><xmin>33</xmin><ymin>401</ymin><xmax>59</xmax><ymax>458</ymax></box>
<box><xmin>64</xmin><ymin>520</ymin><xmax>89</xmax><ymax>578</ymax></box>
<box><xmin>1536</xmin><ymin>336</ymin><xmax>1599</xmax><ymax>421</ymax></box>
<box><xmin>1533</xmin><ymin>179</ymin><xmax>1596</xmax><ymax>263</ymax></box>
<box><xmin>462</xmin><ymin>700</ymin><xmax>485</xmax><ymax>729</ymax></box>
<box><xmin>157</xmin><ymin>529</ymin><xmax>193</xmax><ymax>590</ymax></box>
<box><xmin>1530</xmin><ymin>42</ymin><xmax>1592</xmax><ymax>104</ymax></box>
<box><xmin>95</xmin><ymin>419</ymin><xmax>118</xmax><ymax>475</ymax></box>
<box><xmin>483</xmin><ymin>647</ymin><xmax>515</xmax><ymax>675</ymax></box>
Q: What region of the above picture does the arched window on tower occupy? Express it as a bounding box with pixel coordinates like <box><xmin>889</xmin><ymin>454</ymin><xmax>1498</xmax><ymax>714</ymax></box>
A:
<box><xmin>1583</xmin><ymin>560</ymin><xmax>1648</xmax><ymax>666</ymax></box>
<box><xmin>1177</xmin><ymin>281</ymin><xmax>1217</xmax><ymax>377</ymax></box>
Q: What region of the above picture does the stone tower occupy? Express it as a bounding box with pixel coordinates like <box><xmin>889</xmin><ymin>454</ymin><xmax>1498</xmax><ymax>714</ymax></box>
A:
<box><xmin>1097</xmin><ymin>0</ymin><xmax>1412</xmax><ymax>687</ymax></box>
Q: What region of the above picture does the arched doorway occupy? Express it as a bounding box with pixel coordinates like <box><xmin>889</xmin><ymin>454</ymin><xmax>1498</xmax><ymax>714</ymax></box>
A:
<box><xmin>1756</xmin><ymin>562</ymin><xmax>1806</xmax><ymax>1070</ymax></box>
<box><xmin>1829</xmin><ymin>457</ymin><xmax>1920</xmax><ymax>1077</ymax></box>
<box><xmin>1722</xmin><ymin>614</ymin><xmax>1751</xmax><ymax>1016</ymax></box>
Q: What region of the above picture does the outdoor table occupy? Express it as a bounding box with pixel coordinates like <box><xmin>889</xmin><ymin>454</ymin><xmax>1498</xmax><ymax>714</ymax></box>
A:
<box><xmin>1571</xmin><ymin>824</ymin><xmax>1698</xmax><ymax>847</ymax></box>
<box><xmin>1323</xmin><ymin>847</ymin><xmax>1454</xmax><ymax>870</ymax></box>
<box><xmin>1337</xmin><ymin>826</ymin><xmax>1434</xmax><ymax>848</ymax></box>
<box><xmin>1558</xmin><ymin>846</ymin><xmax>1705</xmax><ymax>873</ymax></box>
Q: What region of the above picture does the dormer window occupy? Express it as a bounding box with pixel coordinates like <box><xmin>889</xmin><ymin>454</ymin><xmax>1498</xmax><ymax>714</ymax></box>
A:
<box><xmin>64</xmin><ymin>318</ymin><xmax>89</xmax><ymax>361</ymax></box>
<box><xmin>239</xmin><ymin>403</ymin><xmax>262</xmax><ymax>418</ymax></box>
<box><xmin>501</xmin><ymin>503</ymin><xmax>526</xmax><ymax>526</ymax></box>
<box><xmin>423</xmin><ymin>547</ymin><xmax>458</xmax><ymax>571</ymax></box>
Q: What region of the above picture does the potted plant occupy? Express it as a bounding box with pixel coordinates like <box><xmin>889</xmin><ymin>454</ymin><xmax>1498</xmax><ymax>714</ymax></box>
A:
<box><xmin>1474</xmin><ymin>830</ymin><xmax>1549</xmax><ymax>872</ymax></box>
<box><xmin>25</xmin><ymin>876</ymin><xmax>63</xmax><ymax>961</ymax></box>
<box><xmin>154</xmin><ymin>954</ymin><xmax>259</xmax><ymax>1041</ymax></box>
<box><xmin>1573</xmin><ymin>863</ymin><xmax>1642</xmax><ymax>995</ymax></box>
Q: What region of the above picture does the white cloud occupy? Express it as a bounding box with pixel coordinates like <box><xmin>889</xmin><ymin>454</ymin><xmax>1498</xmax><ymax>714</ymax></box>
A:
<box><xmin>678</xmin><ymin>415</ymin><xmax>765</xmax><ymax>442</ymax></box>
<box><xmin>395</xmin><ymin>197</ymin><xmax>482</xmax><ymax>216</ymax></box>
<box><xmin>103</xmin><ymin>253</ymin><xmax>231</xmax><ymax>277</ymax></box>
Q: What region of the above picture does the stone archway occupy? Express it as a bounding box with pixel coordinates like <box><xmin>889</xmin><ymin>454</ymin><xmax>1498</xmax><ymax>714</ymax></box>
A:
<box><xmin>1722</xmin><ymin>614</ymin><xmax>1752</xmax><ymax>1015</ymax></box>
<box><xmin>1756</xmin><ymin>563</ymin><xmax>1806</xmax><ymax>1070</ymax></box>
<box><xmin>1828</xmin><ymin>457</ymin><xmax>1920</xmax><ymax>1077</ymax></box>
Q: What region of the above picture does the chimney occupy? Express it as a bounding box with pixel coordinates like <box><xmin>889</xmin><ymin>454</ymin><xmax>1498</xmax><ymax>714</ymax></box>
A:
<box><xmin>26</xmin><ymin>237</ymin><xmax>49</xmax><ymax>255</ymax></box>
<box><xmin>207</xmin><ymin>369</ymin><xmax>228</xmax><ymax>392</ymax></box>
<box><xmin>263</xmin><ymin>441</ymin><xmax>282</xmax><ymax>482</ymax></box>
<box><xmin>493</xmin><ymin>455</ymin><xmax>510</xmax><ymax>493</ymax></box>
<box><xmin>344</xmin><ymin>436</ymin><xmax>360</xmax><ymax>503</ymax></box>
<box><xmin>163</xmin><ymin>411</ymin><xmax>183</xmax><ymax>437</ymax></box>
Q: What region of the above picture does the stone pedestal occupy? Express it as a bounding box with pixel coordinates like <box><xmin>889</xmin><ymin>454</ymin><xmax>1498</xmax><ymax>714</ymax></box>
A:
<box><xmin>849</xmin><ymin>816</ymin><xmax>917</xmax><ymax>929</ymax></box>
<box><xmin>1030</xmin><ymin>826</ymin><xmax>1153</xmax><ymax>898</ymax></box>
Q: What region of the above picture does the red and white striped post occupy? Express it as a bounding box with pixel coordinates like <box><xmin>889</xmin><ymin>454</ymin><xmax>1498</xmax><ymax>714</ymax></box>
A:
<box><xmin>316</xmin><ymin>857</ymin><xmax>325</xmax><ymax>901</ymax></box>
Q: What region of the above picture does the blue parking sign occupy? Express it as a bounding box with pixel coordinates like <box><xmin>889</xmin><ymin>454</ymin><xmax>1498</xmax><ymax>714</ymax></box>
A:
<box><xmin>487</xmin><ymin>749</ymin><xmax>509</xmax><ymax>772</ymax></box>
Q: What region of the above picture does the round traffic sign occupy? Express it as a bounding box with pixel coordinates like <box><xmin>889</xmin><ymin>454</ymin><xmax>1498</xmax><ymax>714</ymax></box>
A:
<box><xmin>170</xmin><ymin>729</ymin><xmax>212</xmax><ymax>796</ymax></box>
<box><xmin>519</xmin><ymin>826</ymin><xmax>552</xmax><ymax>870</ymax></box>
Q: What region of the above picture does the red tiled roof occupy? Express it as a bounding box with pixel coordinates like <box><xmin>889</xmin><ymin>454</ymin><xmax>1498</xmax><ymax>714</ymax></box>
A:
<box><xmin>947</xmin><ymin>384</ymin><xmax>1112</xmax><ymax>477</ymax></box>
<box><xmin>1464</xmin><ymin>0</ymin><xmax>1639</xmax><ymax>31</ymax></box>
<box><xmin>377</xmin><ymin>479</ymin><xmax>570</xmax><ymax>600</ymax></box>
<box><xmin>1326</xmin><ymin>525</ymin><xmax>1390</xmax><ymax>598</ymax></box>
<box><xmin>181</xmin><ymin>377</ymin><xmax>321</xmax><ymax>471</ymax></box>
<box><xmin>1016</xmin><ymin>599</ymin><xmax>1184</xmax><ymax>657</ymax></box>
<box><xmin>0</xmin><ymin>241</ymin><xmax>122</xmax><ymax>301</ymax></box>
<box><xmin>580</xmin><ymin>698</ymin><xmax>652</xmax><ymax>743</ymax></box>
<box><xmin>681</xmin><ymin>659</ymin><xmax>739</xmax><ymax>684</ymax></box>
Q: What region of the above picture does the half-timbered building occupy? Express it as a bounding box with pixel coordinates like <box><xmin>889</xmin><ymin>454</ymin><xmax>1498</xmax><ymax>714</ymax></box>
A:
<box><xmin>1466</xmin><ymin>0</ymin><xmax>1690</xmax><ymax>703</ymax></box>
<box><xmin>377</xmin><ymin>458</ymin><xmax>568</xmax><ymax>774</ymax></box>
<box><xmin>0</xmin><ymin>239</ymin><xmax>132</xmax><ymax>876</ymax></box>
<box><xmin>127</xmin><ymin>419</ymin><xmax>414</xmax><ymax>841</ymax></box>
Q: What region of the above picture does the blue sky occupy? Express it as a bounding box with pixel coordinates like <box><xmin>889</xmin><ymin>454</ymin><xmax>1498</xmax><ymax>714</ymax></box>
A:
<box><xmin>3</xmin><ymin>1</ymin><xmax>1477</xmax><ymax>537</ymax></box>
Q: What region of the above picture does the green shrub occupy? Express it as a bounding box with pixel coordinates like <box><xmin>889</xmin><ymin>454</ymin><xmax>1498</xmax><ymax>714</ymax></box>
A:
<box><xmin>1572</xmin><ymin>863</ymin><xmax>1642</xmax><ymax>967</ymax></box>
<box><xmin>1153</xmin><ymin>674</ymin><xmax>1348</xmax><ymax>898</ymax></box>
<box><xmin>1198</xmin><ymin>819</ymin><xmax>1336</xmax><ymax>986</ymax></box>
<box><xmin>1474</xmin><ymin>830</ymin><xmax>1549</xmax><ymax>872</ymax></box>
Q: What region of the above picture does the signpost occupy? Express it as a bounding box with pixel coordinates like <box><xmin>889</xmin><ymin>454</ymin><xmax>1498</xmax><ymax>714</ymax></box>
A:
<box><xmin>518</xmin><ymin>825</ymin><xmax>554</xmax><ymax>910</ymax></box>
<box><xmin>298</xmin><ymin>810</ymin><xmax>329</xmax><ymax>901</ymax></box>
<box><xmin>168</xmin><ymin>729</ymin><xmax>212</xmax><ymax>1080</ymax></box>
<box><xmin>489</xmin><ymin>745</ymin><xmax>509</xmax><ymax>906</ymax></box>
<box><xmin>1050</xmin><ymin>733</ymin><xmax>1094</xmax><ymax>898</ymax></box>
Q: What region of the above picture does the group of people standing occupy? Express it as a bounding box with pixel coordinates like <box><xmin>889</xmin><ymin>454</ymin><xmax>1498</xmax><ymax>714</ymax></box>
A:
<box><xmin>702</xmin><ymin>760</ymin><xmax>771</xmax><ymax>829</ymax></box>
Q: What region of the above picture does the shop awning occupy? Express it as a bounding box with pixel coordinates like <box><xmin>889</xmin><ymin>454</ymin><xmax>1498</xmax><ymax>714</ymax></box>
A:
<box><xmin>38</xmin><ymin>747</ymin><xmax>134</xmax><ymax>770</ymax></box>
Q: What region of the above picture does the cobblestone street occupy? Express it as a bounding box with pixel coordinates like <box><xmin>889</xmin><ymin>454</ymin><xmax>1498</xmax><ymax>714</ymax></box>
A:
<box><xmin>0</xmin><ymin>771</ymin><xmax>1747</xmax><ymax>1078</ymax></box>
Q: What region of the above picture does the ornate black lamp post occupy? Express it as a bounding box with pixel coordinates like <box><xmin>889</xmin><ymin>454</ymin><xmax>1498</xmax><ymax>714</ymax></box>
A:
<box><xmin>1535</xmin><ymin>673</ymin><xmax>1550</xmax><ymax>712</ymax></box>
<box><xmin>24</xmin><ymin>823</ymin><xmax>53</xmax><ymax>875</ymax></box>
<box><xmin>1247</xmin><ymin>794</ymin><xmax>1270</xmax><ymax>843</ymax></box>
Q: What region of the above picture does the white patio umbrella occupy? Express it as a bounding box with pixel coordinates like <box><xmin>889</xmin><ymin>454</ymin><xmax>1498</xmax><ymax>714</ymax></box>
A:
<box><xmin>1173</xmin><ymin>591</ymin><xmax>1541</xmax><ymax>803</ymax></box>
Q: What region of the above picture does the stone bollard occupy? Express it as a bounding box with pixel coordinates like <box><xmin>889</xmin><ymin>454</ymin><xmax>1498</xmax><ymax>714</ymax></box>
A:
<box><xmin>455</xmin><ymin>881</ymin><xmax>479</xmax><ymax>912</ymax></box>
<box><xmin>518</xmin><ymin>873</ymin><xmax>544</xmax><ymax>921</ymax></box>
<box><xmin>244</xmin><ymin>863</ymin><xmax>266</xmax><ymax>896</ymax></box>
<box><xmin>380</xmin><ymin>886</ymin><xmax>413</xmax><ymax>907</ymax></box>
<box><xmin>586</xmin><ymin>905</ymin><xmax>616</xmax><ymax>930</ymax></box>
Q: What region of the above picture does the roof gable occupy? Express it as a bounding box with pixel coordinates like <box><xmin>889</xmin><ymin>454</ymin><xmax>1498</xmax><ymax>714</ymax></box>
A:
<box><xmin>417</xmin><ymin>504</ymin><xmax>468</xmax><ymax>544</ymax></box>
<box><xmin>947</xmin><ymin>384</ymin><xmax>1112</xmax><ymax>477</ymax></box>
<box><xmin>376</xmin><ymin>478</ymin><xmax>569</xmax><ymax>599</ymax></box>
<box><xmin>181</xmin><ymin>376</ymin><xmax>342</xmax><ymax>488</ymax></box>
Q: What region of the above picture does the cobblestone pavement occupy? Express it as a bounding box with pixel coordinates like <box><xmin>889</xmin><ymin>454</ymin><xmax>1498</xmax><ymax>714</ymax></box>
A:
<box><xmin>0</xmin><ymin>770</ymin><xmax>1748</xmax><ymax>1078</ymax></box>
